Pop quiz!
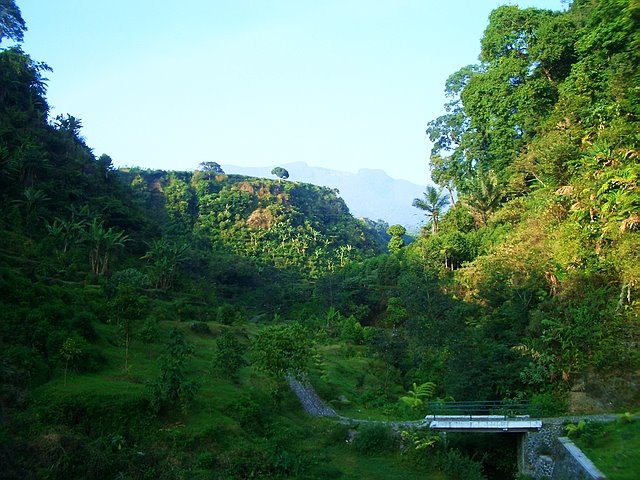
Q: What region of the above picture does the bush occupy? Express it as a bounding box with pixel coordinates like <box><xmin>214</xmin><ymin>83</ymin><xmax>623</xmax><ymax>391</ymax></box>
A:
<box><xmin>230</xmin><ymin>396</ymin><xmax>266</xmax><ymax>434</ymax></box>
<box><xmin>352</xmin><ymin>424</ymin><xmax>397</xmax><ymax>455</ymax></box>
<box><xmin>216</xmin><ymin>304</ymin><xmax>238</xmax><ymax>325</ymax></box>
<box><xmin>579</xmin><ymin>421</ymin><xmax>607</xmax><ymax>447</ymax></box>
<box><xmin>139</xmin><ymin>318</ymin><xmax>159</xmax><ymax>343</ymax></box>
<box><xmin>437</xmin><ymin>449</ymin><xmax>486</xmax><ymax>480</ymax></box>
<box><xmin>218</xmin><ymin>440</ymin><xmax>273</xmax><ymax>478</ymax></box>
<box><xmin>212</xmin><ymin>331</ymin><xmax>245</xmax><ymax>379</ymax></box>
<box><xmin>195</xmin><ymin>452</ymin><xmax>217</xmax><ymax>469</ymax></box>
<box><xmin>531</xmin><ymin>391</ymin><xmax>567</xmax><ymax>417</ymax></box>
<box><xmin>147</xmin><ymin>328</ymin><xmax>199</xmax><ymax>415</ymax></box>
<box><xmin>324</xmin><ymin>423</ymin><xmax>351</xmax><ymax>446</ymax></box>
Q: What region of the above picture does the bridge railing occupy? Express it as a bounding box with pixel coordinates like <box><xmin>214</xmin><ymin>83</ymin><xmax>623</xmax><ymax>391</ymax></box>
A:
<box><xmin>425</xmin><ymin>400</ymin><xmax>538</xmax><ymax>418</ymax></box>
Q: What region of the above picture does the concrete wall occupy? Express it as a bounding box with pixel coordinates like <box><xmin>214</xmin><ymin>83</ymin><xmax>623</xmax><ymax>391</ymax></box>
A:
<box><xmin>552</xmin><ymin>437</ymin><xmax>607</xmax><ymax>480</ymax></box>
<box><xmin>522</xmin><ymin>424</ymin><xmax>608</xmax><ymax>479</ymax></box>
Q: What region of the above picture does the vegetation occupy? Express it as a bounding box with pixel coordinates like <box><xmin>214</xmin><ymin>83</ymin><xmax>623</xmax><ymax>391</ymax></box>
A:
<box><xmin>0</xmin><ymin>0</ymin><xmax>638</xmax><ymax>478</ymax></box>
<box><xmin>573</xmin><ymin>414</ymin><xmax>640</xmax><ymax>480</ymax></box>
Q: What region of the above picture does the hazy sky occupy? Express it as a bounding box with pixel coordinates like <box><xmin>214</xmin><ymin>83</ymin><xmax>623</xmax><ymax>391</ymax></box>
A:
<box><xmin>19</xmin><ymin>0</ymin><xmax>564</xmax><ymax>185</ymax></box>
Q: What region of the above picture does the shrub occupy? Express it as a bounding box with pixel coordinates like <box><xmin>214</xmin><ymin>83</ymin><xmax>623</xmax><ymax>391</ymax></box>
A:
<box><xmin>230</xmin><ymin>396</ymin><xmax>266</xmax><ymax>434</ymax></box>
<box><xmin>437</xmin><ymin>449</ymin><xmax>486</xmax><ymax>480</ymax></box>
<box><xmin>147</xmin><ymin>328</ymin><xmax>199</xmax><ymax>415</ymax></box>
<box><xmin>212</xmin><ymin>331</ymin><xmax>245</xmax><ymax>379</ymax></box>
<box><xmin>619</xmin><ymin>412</ymin><xmax>635</xmax><ymax>424</ymax></box>
<box><xmin>216</xmin><ymin>304</ymin><xmax>238</xmax><ymax>325</ymax></box>
<box><xmin>530</xmin><ymin>391</ymin><xmax>567</xmax><ymax>417</ymax></box>
<box><xmin>139</xmin><ymin>318</ymin><xmax>159</xmax><ymax>343</ymax></box>
<box><xmin>352</xmin><ymin>424</ymin><xmax>397</xmax><ymax>455</ymax></box>
<box><xmin>579</xmin><ymin>421</ymin><xmax>607</xmax><ymax>447</ymax></box>
<box><xmin>565</xmin><ymin>419</ymin><xmax>587</xmax><ymax>438</ymax></box>
<box><xmin>195</xmin><ymin>452</ymin><xmax>217</xmax><ymax>469</ymax></box>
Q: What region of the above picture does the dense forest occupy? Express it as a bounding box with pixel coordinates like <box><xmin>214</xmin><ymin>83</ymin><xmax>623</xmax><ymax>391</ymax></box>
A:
<box><xmin>0</xmin><ymin>0</ymin><xmax>638</xmax><ymax>479</ymax></box>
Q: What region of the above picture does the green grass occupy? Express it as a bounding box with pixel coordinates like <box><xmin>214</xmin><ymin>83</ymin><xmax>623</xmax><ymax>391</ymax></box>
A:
<box><xmin>573</xmin><ymin>414</ymin><xmax>640</xmax><ymax>480</ymax></box>
<box><xmin>323</xmin><ymin>446</ymin><xmax>444</xmax><ymax>479</ymax></box>
<box><xmin>27</xmin><ymin>318</ymin><xmax>449</xmax><ymax>478</ymax></box>
<box><xmin>310</xmin><ymin>342</ymin><xmax>418</xmax><ymax>421</ymax></box>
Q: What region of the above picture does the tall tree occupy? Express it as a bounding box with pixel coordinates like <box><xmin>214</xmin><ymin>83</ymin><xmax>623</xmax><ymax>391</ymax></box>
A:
<box><xmin>271</xmin><ymin>166</ymin><xmax>289</xmax><ymax>182</ymax></box>
<box><xmin>0</xmin><ymin>0</ymin><xmax>26</xmax><ymax>44</ymax></box>
<box><xmin>427</xmin><ymin>6</ymin><xmax>576</xmax><ymax>193</ymax></box>
<box><xmin>198</xmin><ymin>161</ymin><xmax>224</xmax><ymax>179</ymax></box>
<box><xmin>386</xmin><ymin>224</ymin><xmax>406</xmax><ymax>252</ymax></box>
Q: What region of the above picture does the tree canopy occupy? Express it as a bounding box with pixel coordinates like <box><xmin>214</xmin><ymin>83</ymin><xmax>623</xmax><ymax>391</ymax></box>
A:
<box><xmin>0</xmin><ymin>0</ymin><xmax>26</xmax><ymax>44</ymax></box>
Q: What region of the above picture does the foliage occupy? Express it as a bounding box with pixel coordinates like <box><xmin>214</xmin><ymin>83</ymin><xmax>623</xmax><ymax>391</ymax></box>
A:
<box><xmin>0</xmin><ymin>0</ymin><xmax>26</xmax><ymax>44</ymax></box>
<box><xmin>352</xmin><ymin>424</ymin><xmax>397</xmax><ymax>455</ymax></box>
<box><xmin>1</xmin><ymin>3</ymin><xmax>639</xmax><ymax>478</ymax></box>
<box><xmin>59</xmin><ymin>336</ymin><xmax>82</xmax><ymax>385</ymax></box>
<box><xmin>271</xmin><ymin>166</ymin><xmax>289</xmax><ymax>181</ymax></box>
<box><xmin>212</xmin><ymin>330</ymin><xmax>246</xmax><ymax>380</ymax></box>
<box><xmin>574</xmin><ymin>413</ymin><xmax>640</xmax><ymax>479</ymax></box>
<box><xmin>142</xmin><ymin>238</ymin><xmax>188</xmax><ymax>290</ymax></box>
<box><xmin>198</xmin><ymin>161</ymin><xmax>224</xmax><ymax>177</ymax></box>
<box><xmin>110</xmin><ymin>280</ymin><xmax>147</xmax><ymax>372</ymax></box>
<box><xmin>412</xmin><ymin>186</ymin><xmax>449</xmax><ymax>234</ymax></box>
<box><xmin>400</xmin><ymin>429</ymin><xmax>440</xmax><ymax>451</ymax></box>
<box><xmin>147</xmin><ymin>328</ymin><xmax>199</xmax><ymax>415</ymax></box>
<box><xmin>399</xmin><ymin>381</ymin><xmax>436</xmax><ymax>409</ymax></box>
<box><xmin>250</xmin><ymin>322</ymin><xmax>313</xmax><ymax>381</ymax></box>
<box><xmin>386</xmin><ymin>224</ymin><xmax>406</xmax><ymax>252</ymax></box>
<box><xmin>437</xmin><ymin>449</ymin><xmax>487</xmax><ymax>480</ymax></box>
<box><xmin>85</xmin><ymin>219</ymin><xmax>128</xmax><ymax>276</ymax></box>
<box><xmin>565</xmin><ymin>419</ymin><xmax>587</xmax><ymax>438</ymax></box>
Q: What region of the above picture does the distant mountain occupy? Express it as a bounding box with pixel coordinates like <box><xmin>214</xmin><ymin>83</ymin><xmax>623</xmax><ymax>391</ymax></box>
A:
<box><xmin>222</xmin><ymin>161</ymin><xmax>428</xmax><ymax>230</ymax></box>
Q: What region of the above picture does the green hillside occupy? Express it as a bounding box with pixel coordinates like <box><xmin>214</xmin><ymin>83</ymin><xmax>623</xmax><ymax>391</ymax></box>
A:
<box><xmin>1</xmin><ymin>1</ymin><xmax>639</xmax><ymax>478</ymax></box>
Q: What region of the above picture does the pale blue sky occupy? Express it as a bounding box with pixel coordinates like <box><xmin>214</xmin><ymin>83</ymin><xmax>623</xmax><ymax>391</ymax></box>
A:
<box><xmin>19</xmin><ymin>0</ymin><xmax>564</xmax><ymax>185</ymax></box>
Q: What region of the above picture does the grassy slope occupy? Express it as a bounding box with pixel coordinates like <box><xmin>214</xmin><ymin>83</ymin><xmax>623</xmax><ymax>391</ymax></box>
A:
<box><xmin>29</xmin><ymin>319</ymin><xmax>441</xmax><ymax>479</ymax></box>
<box><xmin>573</xmin><ymin>416</ymin><xmax>640</xmax><ymax>480</ymax></box>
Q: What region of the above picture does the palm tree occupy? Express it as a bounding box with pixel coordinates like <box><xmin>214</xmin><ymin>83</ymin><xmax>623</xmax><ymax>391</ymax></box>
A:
<box><xmin>412</xmin><ymin>186</ymin><xmax>450</xmax><ymax>234</ymax></box>
<box><xmin>462</xmin><ymin>170</ymin><xmax>504</xmax><ymax>226</ymax></box>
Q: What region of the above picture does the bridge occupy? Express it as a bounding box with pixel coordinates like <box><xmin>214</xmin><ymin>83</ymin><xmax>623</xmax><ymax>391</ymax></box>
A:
<box><xmin>425</xmin><ymin>400</ymin><xmax>542</xmax><ymax>433</ymax></box>
<box><xmin>288</xmin><ymin>379</ymin><xmax>607</xmax><ymax>479</ymax></box>
<box><xmin>427</xmin><ymin>415</ymin><xmax>542</xmax><ymax>432</ymax></box>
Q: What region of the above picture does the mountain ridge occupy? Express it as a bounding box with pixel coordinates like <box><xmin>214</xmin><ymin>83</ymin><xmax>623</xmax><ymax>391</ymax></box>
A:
<box><xmin>222</xmin><ymin>161</ymin><xmax>427</xmax><ymax>230</ymax></box>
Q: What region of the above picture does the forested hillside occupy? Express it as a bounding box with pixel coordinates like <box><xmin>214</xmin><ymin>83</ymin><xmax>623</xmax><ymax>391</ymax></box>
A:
<box><xmin>0</xmin><ymin>1</ymin><xmax>638</xmax><ymax>479</ymax></box>
<box><xmin>417</xmin><ymin>0</ymin><xmax>640</xmax><ymax>408</ymax></box>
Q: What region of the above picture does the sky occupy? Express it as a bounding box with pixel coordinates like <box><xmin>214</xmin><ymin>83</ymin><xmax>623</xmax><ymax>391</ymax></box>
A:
<box><xmin>18</xmin><ymin>0</ymin><xmax>564</xmax><ymax>185</ymax></box>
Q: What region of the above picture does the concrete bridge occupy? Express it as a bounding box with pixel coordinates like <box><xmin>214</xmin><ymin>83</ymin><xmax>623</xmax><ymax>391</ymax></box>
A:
<box><xmin>424</xmin><ymin>400</ymin><xmax>543</xmax><ymax>432</ymax></box>
<box><xmin>427</xmin><ymin>414</ymin><xmax>542</xmax><ymax>433</ymax></box>
<box><xmin>288</xmin><ymin>378</ymin><xmax>609</xmax><ymax>479</ymax></box>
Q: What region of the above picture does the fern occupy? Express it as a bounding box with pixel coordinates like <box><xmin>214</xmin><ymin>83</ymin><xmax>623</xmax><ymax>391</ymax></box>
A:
<box><xmin>399</xmin><ymin>382</ymin><xmax>437</xmax><ymax>409</ymax></box>
<box><xmin>565</xmin><ymin>419</ymin><xmax>586</xmax><ymax>438</ymax></box>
